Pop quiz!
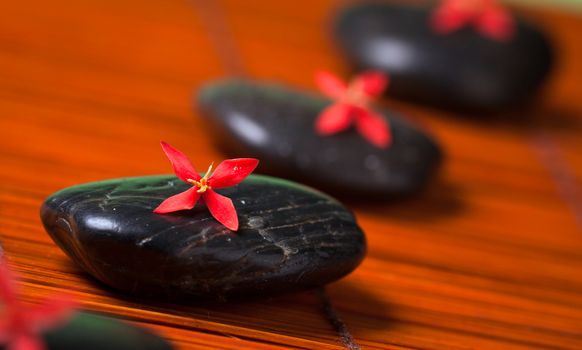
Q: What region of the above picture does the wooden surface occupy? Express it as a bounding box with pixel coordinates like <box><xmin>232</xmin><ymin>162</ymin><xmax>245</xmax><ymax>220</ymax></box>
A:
<box><xmin>1</xmin><ymin>0</ymin><xmax>582</xmax><ymax>349</ymax></box>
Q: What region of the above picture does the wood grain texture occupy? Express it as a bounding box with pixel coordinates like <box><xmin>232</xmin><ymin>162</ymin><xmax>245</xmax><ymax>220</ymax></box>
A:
<box><xmin>1</xmin><ymin>0</ymin><xmax>582</xmax><ymax>349</ymax></box>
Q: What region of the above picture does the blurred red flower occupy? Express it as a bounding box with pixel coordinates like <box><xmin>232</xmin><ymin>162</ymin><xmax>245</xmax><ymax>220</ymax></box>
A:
<box><xmin>431</xmin><ymin>0</ymin><xmax>515</xmax><ymax>41</ymax></box>
<box><xmin>0</xmin><ymin>259</ymin><xmax>76</xmax><ymax>350</ymax></box>
<box><xmin>315</xmin><ymin>70</ymin><xmax>391</xmax><ymax>148</ymax></box>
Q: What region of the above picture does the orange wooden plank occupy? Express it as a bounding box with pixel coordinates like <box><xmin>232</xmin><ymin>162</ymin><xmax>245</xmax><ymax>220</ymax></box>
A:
<box><xmin>1</xmin><ymin>0</ymin><xmax>582</xmax><ymax>349</ymax></box>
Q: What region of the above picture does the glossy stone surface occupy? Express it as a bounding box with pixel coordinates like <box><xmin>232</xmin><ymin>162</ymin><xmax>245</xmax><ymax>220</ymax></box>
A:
<box><xmin>38</xmin><ymin>313</ymin><xmax>173</xmax><ymax>350</ymax></box>
<box><xmin>334</xmin><ymin>3</ymin><xmax>554</xmax><ymax>111</ymax></box>
<box><xmin>198</xmin><ymin>80</ymin><xmax>441</xmax><ymax>198</ymax></box>
<box><xmin>41</xmin><ymin>175</ymin><xmax>365</xmax><ymax>300</ymax></box>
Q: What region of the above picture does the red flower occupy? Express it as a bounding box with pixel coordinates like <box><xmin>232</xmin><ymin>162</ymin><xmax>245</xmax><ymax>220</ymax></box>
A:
<box><xmin>431</xmin><ymin>0</ymin><xmax>515</xmax><ymax>41</ymax></box>
<box><xmin>314</xmin><ymin>70</ymin><xmax>391</xmax><ymax>148</ymax></box>
<box><xmin>0</xmin><ymin>259</ymin><xmax>76</xmax><ymax>350</ymax></box>
<box><xmin>154</xmin><ymin>141</ymin><xmax>259</xmax><ymax>231</ymax></box>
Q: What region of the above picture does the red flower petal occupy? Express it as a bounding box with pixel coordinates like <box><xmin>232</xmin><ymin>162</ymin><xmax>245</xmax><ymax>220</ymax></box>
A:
<box><xmin>354</xmin><ymin>109</ymin><xmax>391</xmax><ymax>148</ymax></box>
<box><xmin>315</xmin><ymin>103</ymin><xmax>353</xmax><ymax>135</ymax></box>
<box><xmin>431</xmin><ymin>4</ymin><xmax>473</xmax><ymax>34</ymax></box>
<box><xmin>160</xmin><ymin>141</ymin><xmax>200</xmax><ymax>182</ymax></box>
<box><xmin>203</xmin><ymin>190</ymin><xmax>238</xmax><ymax>231</ymax></box>
<box><xmin>9</xmin><ymin>334</ymin><xmax>45</xmax><ymax>350</ymax></box>
<box><xmin>153</xmin><ymin>187</ymin><xmax>201</xmax><ymax>214</ymax></box>
<box><xmin>0</xmin><ymin>319</ymin><xmax>8</xmax><ymax>337</ymax></box>
<box><xmin>315</xmin><ymin>70</ymin><xmax>347</xmax><ymax>99</ymax></box>
<box><xmin>209</xmin><ymin>158</ymin><xmax>259</xmax><ymax>189</ymax></box>
<box><xmin>476</xmin><ymin>6</ymin><xmax>515</xmax><ymax>41</ymax></box>
<box><xmin>27</xmin><ymin>295</ymin><xmax>76</xmax><ymax>332</ymax></box>
<box><xmin>354</xmin><ymin>71</ymin><xmax>388</xmax><ymax>97</ymax></box>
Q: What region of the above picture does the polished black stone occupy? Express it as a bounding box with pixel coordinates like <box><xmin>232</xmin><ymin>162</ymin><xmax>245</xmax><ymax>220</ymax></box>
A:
<box><xmin>41</xmin><ymin>175</ymin><xmax>365</xmax><ymax>300</ymax></box>
<box><xmin>198</xmin><ymin>80</ymin><xmax>442</xmax><ymax>198</ymax></box>
<box><xmin>0</xmin><ymin>313</ymin><xmax>172</xmax><ymax>350</ymax></box>
<box><xmin>334</xmin><ymin>3</ymin><xmax>554</xmax><ymax>111</ymax></box>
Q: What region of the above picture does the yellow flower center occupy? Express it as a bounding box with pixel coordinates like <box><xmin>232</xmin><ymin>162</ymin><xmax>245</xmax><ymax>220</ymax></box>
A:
<box><xmin>343</xmin><ymin>83</ymin><xmax>370</xmax><ymax>109</ymax></box>
<box><xmin>187</xmin><ymin>163</ymin><xmax>214</xmax><ymax>193</ymax></box>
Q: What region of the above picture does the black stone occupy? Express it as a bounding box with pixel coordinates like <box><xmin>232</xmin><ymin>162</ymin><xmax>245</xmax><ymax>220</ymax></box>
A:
<box><xmin>334</xmin><ymin>3</ymin><xmax>554</xmax><ymax>111</ymax></box>
<box><xmin>0</xmin><ymin>313</ymin><xmax>172</xmax><ymax>350</ymax></box>
<box><xmin>41</xmin><ymin>175</ymin><xmax>365</xmax><ymax>300</ymax></box>
<box><xmin>198</xmin><ymin>80</ymin><xmax>441</xmax><ymax>198</ymax></box>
